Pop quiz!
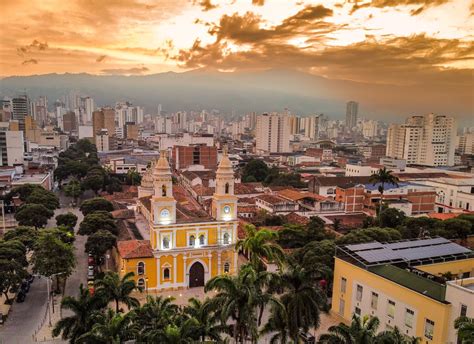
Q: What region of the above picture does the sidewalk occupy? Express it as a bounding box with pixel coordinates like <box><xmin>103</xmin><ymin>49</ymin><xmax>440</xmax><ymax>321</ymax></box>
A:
<box><xmin>33</xmin><ymin>294</ymin><xmax>62</xmax><ymax>342</ymax></box>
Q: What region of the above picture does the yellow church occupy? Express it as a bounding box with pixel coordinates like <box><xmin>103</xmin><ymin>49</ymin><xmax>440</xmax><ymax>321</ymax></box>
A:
<box><xmin>116</xmin><ymin>149</ymin><xmax>238</xmax><ymax>291</ymax></box>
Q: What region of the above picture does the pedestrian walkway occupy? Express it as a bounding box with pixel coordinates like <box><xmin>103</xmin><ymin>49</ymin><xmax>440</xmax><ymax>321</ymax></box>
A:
<box><xmin>33</xmin><ymin>294</ymin><xmax>62</xmax><ymax>343</ymax></box>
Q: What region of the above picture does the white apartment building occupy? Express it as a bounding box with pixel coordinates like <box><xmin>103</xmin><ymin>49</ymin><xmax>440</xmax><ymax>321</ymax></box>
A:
<box><xmin>362</xmin><ymin>120</ymin><xmax>378</xmax><ymax>139</ymax></box>
<box><xmin>115</xmin><ymin>102</ymin><xmax>144</xmax><ymax>127</ymax></box>
<box><xmin>147</xmin><ymin>133</ymin><xmax>214</xmax><ymax>151</ymax></box>
<box><xmin>386</xmin><ymin>114</ymin><xmax>457</xmax><ymax>166</ymax></box>
<box><xmin>255</xmin><ymin>113</ymin><xmax>291</xmax><ymax>154</ymax></box>
<box><xmin>345</xmin><ymin>163</ymin><xmax>379</xmax><ymax>177</ymax></box>
<box><xmin>458</xmin><ymin>133</ymin><xmax>474</xmax><ymax>155</ymax></box>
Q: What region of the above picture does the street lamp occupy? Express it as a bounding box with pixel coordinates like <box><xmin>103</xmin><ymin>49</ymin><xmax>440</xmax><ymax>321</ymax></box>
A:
<box><xmin>145</xmin><ymin>277</ymin><xmax>149</xmax><ymax>296</ymax></box>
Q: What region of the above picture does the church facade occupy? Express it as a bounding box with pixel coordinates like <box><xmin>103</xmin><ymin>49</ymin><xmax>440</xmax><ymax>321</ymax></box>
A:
<box><xmin>117</xmin><ymin>150</ymin><xmax>238</xmax><ymax>291</ymax></box>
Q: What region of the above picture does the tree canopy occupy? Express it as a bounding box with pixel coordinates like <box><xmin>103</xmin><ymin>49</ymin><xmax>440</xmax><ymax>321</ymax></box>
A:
<box><xmin>15</xmin><ymin>204</ymin><xmax>54</xmax><ymax>228</ymax></box>
<box><xmin>78</xmin><ymin>211</ymin><xmax>118</xmax><ymax>236</ymax></box>
<box><xmin>80</xmin><ymin>197</ymin><xmax>114</xmax><ymax>216</ymax></box>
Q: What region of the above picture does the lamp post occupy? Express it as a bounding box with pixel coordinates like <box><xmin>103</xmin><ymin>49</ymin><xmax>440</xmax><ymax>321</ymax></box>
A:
<box><xmin>145</xmin><ymin>277</ymin><xmax>149</xmax><ymax>296</ymax></box>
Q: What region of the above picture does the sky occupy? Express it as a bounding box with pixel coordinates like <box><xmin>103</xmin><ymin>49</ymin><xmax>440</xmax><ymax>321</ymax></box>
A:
<box><xmin>0</xmin><ymin>0</ymin><xmax>473</xmax><ymax>88</ymax></box>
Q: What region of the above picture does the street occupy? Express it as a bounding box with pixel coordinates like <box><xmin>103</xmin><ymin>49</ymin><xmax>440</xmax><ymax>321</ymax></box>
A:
<box><xmin>0</xmin><ymin>193</ymin><xmax>87</xmax><ymax>344</ymax></box>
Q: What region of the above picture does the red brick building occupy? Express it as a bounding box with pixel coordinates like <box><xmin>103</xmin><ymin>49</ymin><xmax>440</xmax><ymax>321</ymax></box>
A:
<box><xmin>171</xmin><ymin>144</ymin><xmax>218</xmax><ymax>170</ymax></box>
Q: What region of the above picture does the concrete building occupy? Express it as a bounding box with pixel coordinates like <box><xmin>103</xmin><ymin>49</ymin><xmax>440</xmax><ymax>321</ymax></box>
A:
<box><xmin>63</xmin><ymin>111</ymin><xmax>77</xmax><ymax>132</ymax></box>
<box><xmin>96</xmin><ymin>129</ymin><xmax>110</xmax><ymax>152</ymax></box>
<box><xmin>124</xmin><ymin>123</ymin><xmax>139</xmax><ymax>140</ymax></box>
<box><xmin>331</xmin><ymin>238</ymin><xmax>473</xmax><ymax>344</ymax></box>
<box><xmin>345</xmin><ymin>163</ymin><xmax>379</xmax><ymax>177</ymax></box>
<box><xmin>458</xmin><ymin>133</ymin><xmax>474</xmax><ymax>155</ymax></box>
<box><xmin>255</xmin><ymin>113</ymin><xmax>291</xmax><ymax>154</ymax></box>
<box><xmin>93</xmin><ymin>108</ymin><xmax>116</xmax><ymax>145</ymax></box>
<box><xmin>386</xmin><ymin>114</ymin><xmax>457</xmax><ymax>166</ymax></box>
<box><xmin>12</xmin><ymin>96</ymin><xmax>28</xmax><ymax>132</ymax></box>
<box><xmin>345</xmin><ymin>101</ymin><xmax>358</xmax><ymax>130</ymax></box>
<box><xmin>362</xmin><ymin>119</ymin><xmax>378</xmax><ymax>139</ymax></box>
<box><xmin>0</xmin><ymin>123</ymin><xmax>24</xmax><ymax>166</ymax></box>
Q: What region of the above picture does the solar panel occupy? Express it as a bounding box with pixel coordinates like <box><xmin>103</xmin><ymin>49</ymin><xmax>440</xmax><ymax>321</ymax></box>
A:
<box><xmin>345</xmin><ymin>242</ymin><xmax>384</xmax><ymax>252</ymax></box>
<box><xmin>398</xmin><ymin>243</ymin><xmax>471</xmax><ymax>261</ymax></box>
<box><xmin>356</xmin><ymin>248</ymin><xmax>403</xmax><ymax>263</ymax></box>
<box><xmin>386</xmin><ymin>237</ymin><xmax>449</xmax><ymax>250</ymax></box>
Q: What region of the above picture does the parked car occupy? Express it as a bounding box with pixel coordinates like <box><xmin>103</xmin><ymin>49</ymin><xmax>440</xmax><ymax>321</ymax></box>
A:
<box><xmin>87</xmin><ymin>266</ymin><xmax>94</xmax><ymax>279</ymax></box>
<box><xmin>88</xmin><ymin>254</ymin><xmax>95</xmax><ymax>266</ymax></box>
<box><xmin>16</xmin><ymin>291</ymin><xmax>26</xmax><ymax>303</ymax></box>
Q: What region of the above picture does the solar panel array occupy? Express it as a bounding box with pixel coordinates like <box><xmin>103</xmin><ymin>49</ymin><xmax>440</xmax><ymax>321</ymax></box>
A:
<box><xmin>343</xmin><ymin>238</ymin><xmax>472</xmax><ymax>265</ymax></box>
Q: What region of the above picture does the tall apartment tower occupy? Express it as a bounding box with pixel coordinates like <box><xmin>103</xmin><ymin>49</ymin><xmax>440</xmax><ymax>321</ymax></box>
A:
<box><xmin>255</xmin><ymin>113</ymin><xmax>291</xmax><ymax>154</ymax></box>
<box><xmin>345</xmin><ymin>101</ymin><xmax>358</xmax><ymax>130</ymax></box>
<box><xmin>93</xmin><ymin>108</ymin><xmax>116</xmax><ymax>148</ymax></box>
<box><xmin>12</xmin><ymin>96</ymin><xmax>29</xmax><ymax>132</ymax></box>
<box><xmin>386</xmin><ymin>113</ymin><xmax>457</xmax><ymax>166</ymax></box>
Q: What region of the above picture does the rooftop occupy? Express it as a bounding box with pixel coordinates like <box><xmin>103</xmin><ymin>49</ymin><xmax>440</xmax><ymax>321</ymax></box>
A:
<box><xmin>117</xmin><ymin>240</ymin><xmax>153</xmax><ymax>259</ymax></box>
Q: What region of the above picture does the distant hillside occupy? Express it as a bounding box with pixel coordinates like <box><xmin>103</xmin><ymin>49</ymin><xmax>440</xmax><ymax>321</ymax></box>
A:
<box><xmin>1</xmin><ymin>69</ymin><xmax>472</xmax><ymax>124</ymax></box>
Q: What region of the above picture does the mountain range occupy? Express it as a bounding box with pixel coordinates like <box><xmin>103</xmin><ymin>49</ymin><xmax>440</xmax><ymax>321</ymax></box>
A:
<box><xmin>1</xmin><ymin>69</ymin><xmax>472</xmax><ymax>125</ymax></box>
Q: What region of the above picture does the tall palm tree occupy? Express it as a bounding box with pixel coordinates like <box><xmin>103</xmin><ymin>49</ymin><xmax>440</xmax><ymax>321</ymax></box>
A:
<box><xmin>95</xmin><ymin>271</ymin><xmax>140</xmax><ymax>313</ymax></box>
<box><xmin>319</xmin><ymin>314</ymin><xmax>380</xmax><ymax>344</ymax></box>
<box><xmin>455</xmin><ymin>316</ymin><xmax>474</xmax><ymax>344</ymax></box>
<box><xmin>260</xmin><ymin>304</ymin><xmax>291</xmax><ymax>344</ymax></box>
<box><xmin>77</xmin><ymin>308</ymin><xmax>138</xmax><ymax>344</ymax></box>
<box><xmin>205</xmin><ymin>264</ymin><xmax>280</xmax><ymax>343</ymax></box>
<box><xmin>183</xmin><ymin>297</ymin><xmax>224</xmax><ymax>342</ymax></box>
<box><xmin>53</xmin><ymin>284</ymin><xmax>105</xmax><ymax>343</ymax></box>
<box><xmin>153</xmin><ymin>320</ymin><xmax>200</xmax><ymax>344</ymax></box>
<box><xmin>236</xmin><ymin>224</ymin><xmax>285</xmax><ymax>271</ymax></box>
<box><xmin>134</xmin><ymin>295</ymin><xmax>180</xmax><ymax>342</ymax></box>
<box><xmin>271</xmin><ymin>264</ymin><xmax>327</xmax><ymax>343</ymax></box>
<box><xmin>376</xmin><ymin>326</ymin><xmax>420</xmax><ymax>343</ymax></box>
<box><xmin>369</xmin><ymin>167</ymin><xmax>399</xmax><ymax>216</ymax></box>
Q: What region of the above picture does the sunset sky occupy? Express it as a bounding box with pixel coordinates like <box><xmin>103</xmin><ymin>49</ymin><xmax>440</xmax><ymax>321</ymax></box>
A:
<box><xmin>1</xmin><ymin>0</ymin><xmax>473</xmax><ymax>87</ymax></box>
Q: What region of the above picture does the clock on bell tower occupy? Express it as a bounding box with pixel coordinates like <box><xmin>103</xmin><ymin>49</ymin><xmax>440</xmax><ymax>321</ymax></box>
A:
<box><xmin>151</xmin><ymin>150</ymin><xmax>177</xmax><ymax>225</ymax></box>
<box><xmin>212</xmin><ymin>146</ymin><xmax>238</xmax><ymax>221</ymax></box>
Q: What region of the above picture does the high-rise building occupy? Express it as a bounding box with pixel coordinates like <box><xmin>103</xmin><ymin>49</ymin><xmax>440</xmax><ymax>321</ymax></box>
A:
<box><xmin>458</xmin><ymin>133</ymin><xmax>474</xmax><ymax>155</ymax></box>
<box><xmin>386</xmin><ymin>113</ymin><xmax>457</xmax><ymax>166</ymax></box>
<box><xmin>255</xmin><ymin>113</ymin><xmax>291</xmax><ymax>154</ymax></box>
<box><xmin>362</xmin><ymin>120</ymin><xmax>378</xmax><ymax>139</ymax></box>
<box><xmin>345</xmin><ymin>101</ymin><xmax>358</xmax><ymax>130</ymax></box>
<box><xmin>93</xmin><ymin>108</ymin><xmax>116</xmax><ymax>146</ymax></box>
<box><xmin>0</xmin><ymin>123</ymin><xmax>24</xmax><ymax>166</ymax></box>
<box><xmin>172</xmin><ymin>144</ymin><xmax>218</xmax><ymax>170</ymax></box>
<box><xmin>63</xmin><ymin>111</ymin><xmax>77</xmax><ymax>132</ymax></box>
<box><xmin>12</xmin><ymin>96</ymin><xmax>29</xmax><ymax>132</ymax></box>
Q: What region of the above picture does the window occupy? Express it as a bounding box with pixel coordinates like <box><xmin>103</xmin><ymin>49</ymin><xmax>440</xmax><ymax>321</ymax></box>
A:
<box><xmin>354</xmin><ymin>307</ymin><xmax>361</xmax><ymax>316</ymax></box>
<box><xmin>356</xmin><ymin>285</ymin><xmax>363</xmax><ymax>301</ymax></box>
<box><xmin>189</xmin><ymin>235</ymin><xmax>195</xmax><ymax>246</ymax></box>
<box><xmin>460</xmin><ymin>304</ymin><xmax>467</xmax><ymax>317</ymax></box>
<box><xmin>424</xmin><ymin>319</ymin><xmax>434</xmax><ymax>340</ymax></box>
<box><xmin>225</xmin><ymin>183</ymin><xmax>229</xmax><ymax>194</ymax></box>
<box><xmin>224</xmin><ymin>262</ymin><xmax>230</xmax><ymax>273</ymax></box>
<box><xmin>137</xmin><ymin>278</ymin><xmax>145</xmax><ymax>289</ymax></box>
<box><xmin>340</xmin><ymin>277</ymin><xmax>347</xmax><ymax>293</ymax></box>
<box><xmin>371</xmin><ymin>292</ymin><xmax>378</xmax><ymax>310</ymax></box>
<box><xmin>405</xmin><ymin>309</ymin><xmax>414</xmax><ymax>328</ymax></box>
<box><xmin>223</xmin><ymin>232</ymin><xmax>230</xmax><ymax>245</ymax></box>
<box><xmin>162</xmin><ymin>236</ymin><xmax>170</xmax><ymax>249</ymax></box>
<box><xmin>137</xmin><ymin>262</ymin><xmax>145</xmax><ymax>275</ymax></box>
<box><xmin>387</xmin><ymin>300</ymin><xmax>395</xmax><ymax>318</ymax></box>
<box><xmin>162</xmin><ymin>184</ymin><xmax>167</xmax><ymax>197</ymax></box>
<box><xmin>163</xmin><ymin>268</ymin><xmax>170</xmax><ymax>280</ymax></box>
<box><xmin>339</xmin><ymin>299</ymin><xmax>345</xmax><ymax>316</ymax></box>
<box><xmin>199</xmin><ymin>234</ymin><xmax>205</xmax><ymax>246</ymax></box>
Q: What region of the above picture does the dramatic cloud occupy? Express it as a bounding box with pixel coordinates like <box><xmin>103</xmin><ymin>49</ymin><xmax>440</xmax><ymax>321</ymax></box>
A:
<box><xmin>96</xmin><ymin>55</ymin><xmax>107</xmax><ymax>62</ymax></box>
<box><xmin>350</xmin><ymin>0</ymin><xmax>450</xmax><ymax>15</ymax></box>
<box><xmin>195</xmin><ymin>0</ymin><xmax>217</xmax><ymax>11</ymax></box>
<box><xmin>22</xmin><ymin>59</ymin><xmax>38</xmax><ymax>65</ymax></box>
<box><xmin>252</xmin><ymin>0</ymin><xmax>264</xmax><ymax>5</ymax></box>
<box><xmin>101</xmin><ymin>66</ymin><xmax>150</xmax><ymax>75</ymax></box>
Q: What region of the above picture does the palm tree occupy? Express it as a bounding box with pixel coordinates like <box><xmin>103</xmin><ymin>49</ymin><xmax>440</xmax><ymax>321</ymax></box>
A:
<box><xmin>95</xmin><ymin>271</ymin><xmax>140</xmax><ymax>313</ymax></box>
<box><xmin>134</xmin><ymin>295</ymin><xmax>180</xmax><ymax>342</ymax></box>
<box><xmin>369</xmin><ymin>167</ymin><xmax>399</xmax><ymax>216</ymax></box>
<box><xmin>455</xmin><ymin>316</ymin><xmax>474</xmax><ymax>344</ymax></box>
<box><xmin>236</xmin><ymin>224</ymin><xmax>285</xmax><ymax>271</ymax></box>
<box><xmin>205</xmin><ymin>264</ymin><xmax>280</xmax><ymax>343</ymax></box>
<box><xmin>260</xmin><ymin>304</ymin><xmax>291</xmax><ymax>344</ymax></box>
<box><xmin>183</xmin><ymin>297</ymin><xmax>224</xmax><ymax>342</ymax></box>
<box><xmin>153</xmin><ymin>320</ymin><xmax>200</xmax><ymax>344</ymax></box>
<box><xmin>77</xmin><ymin>308</ymin><xmax>138</xmax><ymax>344</ymax></box>
<box><xmin>53</xmin><ymin>284</ymin><xmax>105</xmax><ymax>343</ymax></box>
<box><xmin>271</xmin><ymin>264</ymin><xmax>327</xmax><ymax>343</ymax></box>
<box><xmin>376</xmin><ymin>326</ymin><xmax>420</xmax><ymax>343</ymax></box>
<box><xmin>319</xmin><ymin>314</ymin><xmax>380</xmax><ymax>344</ymax></box>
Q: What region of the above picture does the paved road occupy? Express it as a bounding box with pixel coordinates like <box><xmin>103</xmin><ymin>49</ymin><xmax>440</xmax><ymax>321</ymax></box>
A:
<box><xmin>0</xmin><ymin>194</ymin><xmax>87</xmax><ymax>343</ymax></box>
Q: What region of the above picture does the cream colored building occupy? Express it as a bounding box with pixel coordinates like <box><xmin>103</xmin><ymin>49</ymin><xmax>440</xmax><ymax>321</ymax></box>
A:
<box><xmin>255</xmin><ymin>113</ymin><xmax>291</xmax><ymax>154</ymax></box>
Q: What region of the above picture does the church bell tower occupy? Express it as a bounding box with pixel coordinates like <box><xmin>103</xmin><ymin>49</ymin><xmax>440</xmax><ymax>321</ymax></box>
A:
<box><xmin>212</xmin><ymin>146</ymin><xmax>238</xmax><ymax>221</ymax></box>
<box><xmin>151</xmin><ymin>150</ymin><xmax>176</xmax><ymax>225</ymax></box>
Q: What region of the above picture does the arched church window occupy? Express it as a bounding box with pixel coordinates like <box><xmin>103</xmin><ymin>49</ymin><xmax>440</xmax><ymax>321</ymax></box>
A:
<box><xmin>225</xmin><ymin>183</ymin><xmax>229</xmax><ymax>194</ymax></box>
<box><xmin>189</xmin><ymin>235</ymin><xmax>195</xmax><ymax>246</ymax></box>
<box><xmin>223</xmin><ymin>233</ymin><xmax>230</xmax><ymax>245</ymax></box>
<box><xmin>162</xmin><ymin>237</ymin><xmax>170</xmax><ymax>249</ymax></box>
<box><xmin>224</xmin><ymin>262</ymin><xmax>230</xmax><ymax>273</ymax></box>
<box><xmin>137</xmin><ymin>262</ymin><xmax>145</xmax><ymax>275</ymax></box>
<box><xmin>162</xmin><ymin>184</ymin><xmax>167</xmax><ymax>197</ymax></box>
<box><xmin>199</xmin><ymin>234</ymin><xmax>205</xmax><ymax>246</ymax></box>
<box><xmin>163</xmin><ymin>268</ymin><xmax>170</xmax><ymax>280</ymax></box>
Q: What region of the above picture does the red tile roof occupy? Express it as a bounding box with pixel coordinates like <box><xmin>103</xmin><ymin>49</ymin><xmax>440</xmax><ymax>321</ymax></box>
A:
<box><xmin>117</xmin><ymin>240</ymin><xmax>153</xmax><ymax>259</ymax></box>
<box><xmin>277</xmin><ymin>189</ymin><xmax>327</xmax><ymax>202</ymax></box>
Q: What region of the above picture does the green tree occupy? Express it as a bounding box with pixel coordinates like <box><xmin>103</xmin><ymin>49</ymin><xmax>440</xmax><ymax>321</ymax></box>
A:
<box><xmin>80</xmin><ymin>197</ymin><xmax>114</xmax><ymax>216</ymax></box>
<box><xmin>8</xmin><ymin>184</ymin><xmax>44</xmax><ymax>201</ymax></box>
<box><xmin>183</xmin><ymin>297</ymin><xmax>223</xmax><ymax>343</ymax></box>
<box><xmin>53</xmin><ymin>284</ymin><xmax>105</xmax><ymax>343</ymax></box>
<box><xmin>15</xmin><ymin>204</ymin><xmax>54</xmax><ymax>228</ymax></box>
<box><xmin>454</xmin><ymin>316</ymin><xmax>474</xmax><ymax>344</ymax></box>
<box><xmin>0</xmin><ymin>240</ymin><xmax>28</xmax><ymax>303</ymax></box>
<box><xmin>242</xmin><ymin>159</ymin><xmax>269</xmax><ymax>182</ymax></box>
<box><xmin>95</xmin><ymin>272</ymin><xmax>140</xmax><ymax>313</ymax></box>
<box><xmin>278</xmin><ymin>216</ymin><xmax>334</xmax><ymax>249</ymax></box>
<box><xmin>64</xmin><ymin>179</ymin><xmax>84</xmax><ymax>204</ymax></box>
<box><xmin>78</xmin><ymin>211</ymin><xmax>117</xmax><ymax>236</ymax></box>
<box><xmin>56</xmin><ymin>212</ymin><xmax>78</xmax><ymax>230</ymax></box>
<box><xmin>319</xmin><ymin>314</ymin><xmax>380</xmax><ymax>344</ymax></box>
<box><xmin>75</xmin><ymin>139</ymin><xmax>97</xmax><ymax>154</ymax></box>
<box><xmin>379</xmin><ymin>208</ymin><xmax>406</xmax><ymax>228</ymax></box>
<box><xmin>236</xmin><ymin>224</ymin><xmax>285</xmax><ymax>270</ymax></box>
<box><xmin>336</xmin><ymin>227</ymin><xmax>402</xmax><ymax>245</ymax></box>
<box><xmin>81</xmin><ymin>171</ymin><xmax>105</xmax><ymax>195</ymax></box>
<box><xmin>271</xmin><ymin>264</ymin><xmax>327</xmax><ymax>342</ymax></box>
<box><xmin>26</xmin><ymin>188</ymin><xmax>60</xmax><ymax>210</ymax></box>
<box><xmin>125</xmin><ymin>168</ymin><xmax>141</xmax><ymax>186</ymax></box>
<box><xmin>291</xmin><ymin>239</ymin><xmax>335</xmax><ymax>284</ymax></box>
<box><xmin>260</xmin><ymin>303</ymin><xmax>290</xmax><ymax>344</ymax></box>
<box><xmin>77</xmin><ymin>308</ymin><xmax>138</xmax><ymax>344</ymax></box>
<box><xmin>442</xmin><ymin>218</ymin><xmax>472</xmax><ymax>239</ymax></box>
<box><xmin>400</xmin><ymin>217</ymin><xmax>442</xmax><ymax>239</ymax></box>
<box><xmin>85</xmin><ymin>230</ymin><xmax>117</xmax><ymax>270</ymax></box>
<box><xmin>105</xmin><ymin>177</ymin><xmax>123</xmax><ymax>195</ymax></box>
<box><xmin>369</xmin><ymin>168</ymin><xmax>400</xmax><ymax>215</ymax></box>
<box><xmin>376</xmin><ymin>326</ymin><xmax>420</xmax><ymax>344</ymax></box>
<box><xmin>31</xmin><ymin>230</ymin><xmax>76</xmax><ymax>291</ymax></box>
<box><xmin>3</xmin><ymin>226</ymin><xmax>38</xmax><ymax>250</ymax></box>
